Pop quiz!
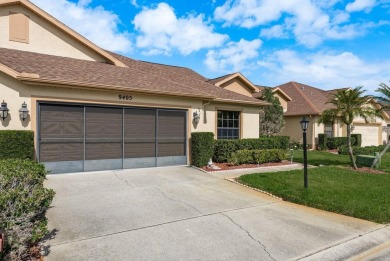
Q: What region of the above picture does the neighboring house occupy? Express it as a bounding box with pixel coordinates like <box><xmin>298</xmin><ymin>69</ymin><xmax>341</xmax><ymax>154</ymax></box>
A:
<box><xmin>273</xmin><ymin>81</ymin><xmax>390</xmax><ymax>148</ymax></box>
<box><xmin>0</xmin><ymin>0</ymin><xmax>268</xmax><ymax>173</ymax></box>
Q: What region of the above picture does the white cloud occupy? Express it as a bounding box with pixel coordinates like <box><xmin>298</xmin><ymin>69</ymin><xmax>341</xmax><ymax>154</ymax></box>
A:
<box><xmin>257</xmin><ymin>50</ymin><xmax>390</xmax><ymax>92</ymax></box>
<box><xmin>346</xmin><ymin>0</ymin><xmax>377</xmax><ymax>12</ymax></box>
<box><xmin>133</xmin><ymin>3</ymin><xmax>228</xmax><ymax>55</ymax></box>
<box><xmin>260</xmin><ymin>25</ymin><xmax>288</xmax><ymax>39</ymax></box>
<box><xmin>130</xmin><ymin>0</ymin><xmax>138</xmax><ymax>8</ymax></box>
<box><xmin>205</xmin><ymin>39</ymin><xmax>262</xmax><ymax>72</ymax></box>
<box><xmin>214</xmin><ymin>0</ymin><xmax>369</xmax><ymax>47</ymax></box>
<box><xmin>30</xmin><ymin>0</ymin><xmax>132</xmax><ymax>52</ymax></box>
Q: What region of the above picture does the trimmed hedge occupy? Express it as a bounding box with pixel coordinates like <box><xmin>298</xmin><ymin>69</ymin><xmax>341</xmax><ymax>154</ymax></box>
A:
<box><xmin>318</xmin><ymin>134</ymin><xmax>361</xmax><ymax>150</ymax></box>
<box><xmin>351</xmin><ymin>134</ymin><xmax>362</xmax><ymax>147</ymax></box>
<box><xmin>0</xmin><ymin>159</ymin><xmax>55</xmax><ymax>260</ymax></box>
<box><xmin>228</xmin><ymin>149</ymin><xmax>286</xmax><ymax>165</ymax></box>
<box><xmin>318</xmin><ymin>134</ymin><xmax>327</xmax><ymax>150</ymax></box>
<box><xmin>191</xmin><ymin>132</ymin><xmax>214</xmax><ymax>167</ymax></box>
<box><xmin>213</xmin><ymin>136</ymin><xmax>289</xmax><ymax>163</ymax></box>
<box><xmin>327</xmin><ymin>137</ymin><xmax>356</xmax><ymax>150</ymax></box>
<box><xmin>338</xmin><ymin>145</ymin><xmax>388</xmax><ymax>155</ymax></box>
<box><xmin>0</xmin><ymin>130</ymin><xmax>34</xmax><ymax>160</ymax></box>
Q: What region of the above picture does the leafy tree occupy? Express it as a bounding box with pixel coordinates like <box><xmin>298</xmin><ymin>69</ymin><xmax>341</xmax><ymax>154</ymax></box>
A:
<box><xmin>318</xmin><ymin>87</ymin><xmax>378</xmax><ymax>169</ymax></box>
<box><xmin>259</xmin><ymin>88</ymin><xmax>285</xmax><ymax>136</ymax></box>
<box><xmin>371</xmin><ymin>82</ymin><xmax>390</xmax><ymax>168</ymax></box>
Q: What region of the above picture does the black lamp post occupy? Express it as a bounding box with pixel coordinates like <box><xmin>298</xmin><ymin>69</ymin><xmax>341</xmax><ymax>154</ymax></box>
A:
<box><xmin>300</xmin><ymin>117</ymin><xmax>309</xmax><ymax>188</ymax></box>
<box><xmin>0</xmin><ymin>100</ymin><xmax>9</xmax><ymax>120</ymax></box>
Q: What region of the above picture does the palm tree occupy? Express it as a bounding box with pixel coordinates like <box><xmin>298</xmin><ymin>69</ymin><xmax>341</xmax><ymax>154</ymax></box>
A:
<box><xmin>371</xmin><ymin>82</ymin><xmax>390</xmax><ymax>168</ymax></box>
<box><xmin>318</xmin><ymin>87</ymin><xmax>378</xmax><ymax>169</ymax></box>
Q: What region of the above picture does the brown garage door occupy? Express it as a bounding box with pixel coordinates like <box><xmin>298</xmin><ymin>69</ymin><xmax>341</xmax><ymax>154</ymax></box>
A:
<box><xmin>39</xmin><ymin>104</ymin><xmax>84</xmax><ymax>173</ymax></box>
<box><xmin>39</xmin><ymin>103</ymin><xmax>187</xmax><ymax>173</ymax></box>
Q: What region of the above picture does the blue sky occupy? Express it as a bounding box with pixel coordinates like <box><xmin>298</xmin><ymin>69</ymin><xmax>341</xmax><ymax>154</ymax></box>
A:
<box><xmin>31</xmin><ymin>0</ymin><xmax>390</xmax><ymax>93</ymax></box>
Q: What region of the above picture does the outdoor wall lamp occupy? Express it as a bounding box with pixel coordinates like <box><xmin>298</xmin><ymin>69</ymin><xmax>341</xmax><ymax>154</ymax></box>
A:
<box><xmin>193</xmin><ymin>110</ymin><xmax>201</xmax><ymax>124</ymax></box>
<box><xmin>19</xmin><ymin>102</ymin><xmax>29</xmax><ymax>121</ymax></box>
<box><xmin>383</xmin><ymin>126</ymin><xmax>388</xmax><ymax>133</ymax></box>
<box><xmin>300</xmin><ymin>117</ymin><xmax>310</xmax><ymax>188</ymax></box>
<box><xmin>0</xmin><ymin>100</ymin><xmax>9</xmax><ymax>120</ymax></box>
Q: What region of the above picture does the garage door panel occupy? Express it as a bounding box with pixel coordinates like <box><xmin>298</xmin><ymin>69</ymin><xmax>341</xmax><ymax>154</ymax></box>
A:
<box><xmin>124</xmin><ymin>109</ymin><xmax>156</xmax><ymax>159</ymax></box>
<box><xmin>125</xmin><ymin>142</ymin><xmax>155</xmax><ymax>158</ymax></box>
<box><xmin>157</xmin><ymin>110</ymin><xmax>186</xmax><ymax>164</ymax></box>
<box><xmin>85</xmin><ymin>107</ymin><xmax>122</xmax><ymax>161</ymax></box>
<box><xmin>40</xmin><ymin>122</ymin><xmax>83</xmax><ymax>138</ymax></box>
<box><xmin>40</xmin><ymin>142</ymin><xmax>83</xmax><ymax>162</ymax></box>
<box><xmin>158</xmin><ymin>142</ymin><xmax>186</xmax><ymax>157</ymax></box>
<box><xmin>40</xmin><ymin>105</ymin><xmax>84</xmax><ymax>165</ymax></box>
<box><xmin>124</xmin><ymin>109</ymin><xmax>155</xmax><ymax>137</ymax></box>
<box><xmin>158</xmin><ymin>112</ymin><xmax>186</xmax><ymax>137</ymax></box>
<box><xmin>85</xmin><ymin>142</ymin><xmax>122</xmax><ymax>160</ymax></box>
<box><xmin>39</xmin><ymin>104</ymin><xmax>187</xmax><ymax>173</ymax></box>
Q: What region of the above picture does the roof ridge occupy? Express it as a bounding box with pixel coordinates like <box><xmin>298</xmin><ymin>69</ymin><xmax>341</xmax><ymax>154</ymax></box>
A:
<box><xmin>291</xmin><ymin>81</ymin><xmax>320</xmax><ymax>114</ymax></box>
<box><xmin>207</xmin><ymin>73</ymin><xmax>235</xmax><ymax>82</ymax></box>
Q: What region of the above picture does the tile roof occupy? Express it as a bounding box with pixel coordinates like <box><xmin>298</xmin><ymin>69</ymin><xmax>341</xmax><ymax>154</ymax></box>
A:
<box><xmin>0</xmin><ymin>48</ymin><xmax>267</xmax><ymax>106</ymax></box>
<box><xmin>276</xmin><ymin>81</ymin><xmax>340</xmax><ymax>116</ymax></box>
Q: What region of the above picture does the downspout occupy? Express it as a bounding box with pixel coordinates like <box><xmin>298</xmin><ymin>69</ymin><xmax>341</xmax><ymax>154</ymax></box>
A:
<box><xmin>202</xmin><ymin>100</ymin><xmax>211</xmax><ymax>124</ymax></box>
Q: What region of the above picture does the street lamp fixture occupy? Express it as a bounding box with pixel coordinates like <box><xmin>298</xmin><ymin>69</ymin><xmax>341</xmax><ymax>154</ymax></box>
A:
<box><xmin>300</xmin><ymin>117</ymin><xmax>309</xmax><ymax>188</ymax></box>
<box><xmin>19</xmin><ymin>102</ymin><xmax>29</xmax><ymax>121</ymax></box>
<box><xmin>0</xmin><ymin>100</ymin><xmax>9</xmax><ymax>120</ymax></box>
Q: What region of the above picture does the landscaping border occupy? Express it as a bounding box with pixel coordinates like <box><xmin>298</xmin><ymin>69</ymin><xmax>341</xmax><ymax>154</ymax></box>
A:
<box><xmin>225</xmin><ymin>177</ymin><xmax>283</xmax><ymax>200</ymax></box>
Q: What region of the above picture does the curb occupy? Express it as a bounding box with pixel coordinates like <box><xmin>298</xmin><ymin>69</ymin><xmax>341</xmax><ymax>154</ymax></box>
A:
<box><xmin>192</xmin><ymin>163</ymin><xmax>301</xmax><ymax>174</ymax></box>
<box><xmin>225</xmin><ymin>177</ymin><xmax>283</xmax><ymax>201</ymax></box>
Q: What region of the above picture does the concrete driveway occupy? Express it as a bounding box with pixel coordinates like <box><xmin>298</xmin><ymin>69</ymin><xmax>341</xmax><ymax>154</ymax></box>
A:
<box><xmin>44</xmin><ymin>166</ymin><xmax>390</xmax><ymax>260</ymax></box>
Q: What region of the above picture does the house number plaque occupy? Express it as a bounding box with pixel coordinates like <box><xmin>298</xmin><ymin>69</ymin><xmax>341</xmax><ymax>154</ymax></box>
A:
<box><xmin>119</xmin><ymin>95</ymin><xmax>133</xmax><ymax>101</ymax></box>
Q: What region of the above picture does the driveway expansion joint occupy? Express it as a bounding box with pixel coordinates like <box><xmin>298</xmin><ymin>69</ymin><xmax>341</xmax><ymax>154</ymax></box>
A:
<box><xmin>221</xmin><ymin>213</ymin><xmax>276</xmax><ymax>261</ymax></box>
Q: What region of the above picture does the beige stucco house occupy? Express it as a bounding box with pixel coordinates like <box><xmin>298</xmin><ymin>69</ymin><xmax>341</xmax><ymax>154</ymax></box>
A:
<box><xmin>272</xmin><ymin>81</ymin><xmax>390</xmax><ymax>148</ymax></box>
<box><xmin>0</xmin><ymin>0</ymin><xmax>269</xmax><ymax>173</ymax></box>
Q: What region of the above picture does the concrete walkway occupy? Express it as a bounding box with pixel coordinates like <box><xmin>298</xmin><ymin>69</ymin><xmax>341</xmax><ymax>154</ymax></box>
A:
<box><xmin>43</xmin><ymin>166</ymin><xmax>390</xmax><ymax>260</ymax></box>
<box><xmin>205</xmin><ymin>162</ymin><xmax>305</xmax><ymax>179</ymax></box>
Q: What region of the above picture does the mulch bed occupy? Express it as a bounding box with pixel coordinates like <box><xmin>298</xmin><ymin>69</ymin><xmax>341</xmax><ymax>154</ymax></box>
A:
<box><xmin>201</xmin><ymin>160</ymin><xmax>294</xmax><ymax>172</ymax></box>
<box><xmin>29</xmin><ymin>245</ymin><xmax>44</xmax><ymax>261</ymax></box>
<box><xmin>342</xmin><ymin>166</ymin><xmax>388</xmax><ymax>174</ymax></box>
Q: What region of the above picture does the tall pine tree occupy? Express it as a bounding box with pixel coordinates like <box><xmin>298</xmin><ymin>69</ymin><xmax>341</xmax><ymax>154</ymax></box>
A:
<box><xmin>259</xmin><ymin>88</ymin><xmax>285</xmax><ymax>136</ymax></box>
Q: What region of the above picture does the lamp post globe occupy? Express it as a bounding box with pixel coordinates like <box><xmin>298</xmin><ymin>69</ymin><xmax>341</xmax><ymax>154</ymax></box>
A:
<box><xmin>300</xmin><ymin>116</ymin><xmax>309</xmax><ymax>188</ymax></box>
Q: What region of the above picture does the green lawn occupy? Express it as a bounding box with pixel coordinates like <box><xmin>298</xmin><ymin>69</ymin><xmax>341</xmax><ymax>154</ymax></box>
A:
<box><xmin>239</xmin><ymin>167</ymin><xmax>390</xmax><ymax>223</ymax></box>
<box><xmin>291</xmin><ymin>150</ymin><xmax>390</xmax><ymax>173</ymax></box>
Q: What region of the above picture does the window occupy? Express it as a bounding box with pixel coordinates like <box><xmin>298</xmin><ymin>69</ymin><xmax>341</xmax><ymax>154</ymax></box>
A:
<box><xmin>9</xmin><ymin>12</ymin><xmax>29</xmax><ymax>43</ymax></box>
<box><xmin>324</xmin><ymin>122</ymin><xmax>333</xmax><ymax>137</ymax></box>
<box><xmin>217</xmin><ymin>111</ymin><xmax>240</xmax><ymax>139</ymax></box>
